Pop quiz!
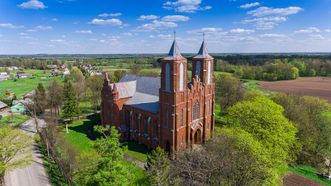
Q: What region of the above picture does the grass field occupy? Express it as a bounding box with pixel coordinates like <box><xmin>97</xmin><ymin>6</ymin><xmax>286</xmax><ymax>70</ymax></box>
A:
<box><xmin>0</xmin><ymin>114</ymin><xmax>30</xmax><ymax>127</ymax></box>
<box><xmin>0</xmin><ymin>69</ymin><xmax>62</xmax><ymax>98</ymax></box>
<box><xmin>288</xmin><ymin>165</ymin><xmax>331</xmax><ymax>186</ymax></box>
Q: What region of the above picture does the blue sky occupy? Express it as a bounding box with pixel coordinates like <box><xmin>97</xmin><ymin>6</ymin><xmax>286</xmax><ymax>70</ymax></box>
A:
<box><xmin>0</xmin><ymin>0</ymin><xmax>330</xmax><ymax>54</ymax></box>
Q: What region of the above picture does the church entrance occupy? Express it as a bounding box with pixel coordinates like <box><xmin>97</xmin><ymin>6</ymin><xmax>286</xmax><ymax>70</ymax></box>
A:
<box><xmin>194</xmin><ymin>129</ymin><xmax>202</xmax><ymax>144</ymax></box>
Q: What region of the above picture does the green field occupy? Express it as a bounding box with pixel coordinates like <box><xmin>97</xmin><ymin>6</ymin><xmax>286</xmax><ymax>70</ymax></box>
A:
<box><xmin>0</xmin><ymin>114</ymin><xmax>30</xmax><ymax>127</ymax></box>
<box><xmin>0</xmin><ymin>69</ymin><xmax>62</xmax><ymax>98</ymax></box>
<box><xmin>289</xmin><ymin>165</ymin><xmax>331</xmax><ymax>186</ymax></box>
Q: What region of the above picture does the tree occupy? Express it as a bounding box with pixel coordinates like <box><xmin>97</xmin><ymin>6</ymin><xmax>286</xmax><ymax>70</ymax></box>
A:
<box><xmin>47</xmin><ymin>80</ymin><xmax>63</xmax><ymax>116</ymax></box>
<box><xmin>62</xmin><ymin>80</ymin><xmax>78</xmax><ymax>119</ymax></box>
<box><xmin>225</xmin><ymin>96</ymin><xmax>299</xmax><ymax>178</ymax></box>
<box><xmin>171</xmin><ymin>128</ymin><xmax>274</xmax><ymax>185</ymax></box>
<box><xmin>146</xmin><ymin>147</ymin><xmax>170</xmax><ymax>185</ymax></box>
<box><xmin>274</xmin><ymin>94</ymin><xmax>331</xmax><ymax>170</ymax></box>
<box><xmin>215</xmin><ymin>74</ymin><xmax>244</xmax><ymax>111</ymax></box>
<box><xmin>74</xmin><ymin>126</ymin><xmax>129</xmax><ymax>185</ymax></box>
<box><xmin>0</xmin><ymin>127</ymin><xmax>33</xmax><ymax>181</ymax></box>
<box><xmin>33</xmin><ymin>83</ymin><xmax>47</xmax><ymax>114</ymax></box>
<box><xmin>69</xmin><ymin>67</ymin><xmax>86</xmax><ymax>107</ymax></box>
<box><xmin>86</xmin><ymin>75</ymin><xmax>103</xmax><ymax>111</ymax></box>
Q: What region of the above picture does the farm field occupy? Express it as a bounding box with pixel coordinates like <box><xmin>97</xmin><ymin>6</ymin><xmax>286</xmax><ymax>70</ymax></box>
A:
<box><xmin>260</xmin><ymin>77</ymin><xmax>331</xmax><ymax>103</ymax></box>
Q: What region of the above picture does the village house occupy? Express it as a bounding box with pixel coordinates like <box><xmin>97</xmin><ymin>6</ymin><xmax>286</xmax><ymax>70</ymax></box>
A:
<box><xmin>100</xmin><ymin>39</ymin><xmax>215</xmax><ymax>153</ymax></box>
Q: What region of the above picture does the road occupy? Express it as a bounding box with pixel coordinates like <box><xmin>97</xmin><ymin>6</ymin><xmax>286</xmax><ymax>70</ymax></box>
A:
<box><xmin>4</xmin><ymin>118</ymin><xmax>51</xmax><ymax>186</ymax></box>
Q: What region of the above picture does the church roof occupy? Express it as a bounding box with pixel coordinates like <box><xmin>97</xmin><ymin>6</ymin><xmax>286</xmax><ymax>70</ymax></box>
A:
<box><xmin>111</xmin><ymin>74</ymin><xmax>161</xmax><ymax>113</ymax></box>
<box><xmin>193</xmin><ymin>41</ymin><xmax>213</xmax><ymax>59</ymax></box>
<box><xmin>163</xmin><ymin>39</ymin><xmax>186</xmax><ymax>61</ymax></box>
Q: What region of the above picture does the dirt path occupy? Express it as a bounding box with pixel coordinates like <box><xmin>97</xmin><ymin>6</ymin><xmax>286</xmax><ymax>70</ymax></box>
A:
<box><xmin>284</xmin><ymin>173</ymin><xmax>322</xmax><ymax>186</ymax></box>
<box><xmin>124</xmin><ymin>154</ymin><xmax>146</xmax><ymax>169</ymax></box>
<box><xmin>4</xmin><ymin>118</ymin><xmax>50</xmax><ymax>186</ymax></box>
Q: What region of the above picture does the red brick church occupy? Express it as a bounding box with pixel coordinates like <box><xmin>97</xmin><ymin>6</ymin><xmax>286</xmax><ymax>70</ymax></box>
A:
<box><xmin>100</xmin><ymin>39</ymin><xmax>215</xmax><ymax>153</ymax></box>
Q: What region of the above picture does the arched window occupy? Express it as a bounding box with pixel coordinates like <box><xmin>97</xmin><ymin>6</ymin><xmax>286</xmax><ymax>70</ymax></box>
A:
<box><xmin>165</xmin><ymin>63</ymin><xmax>170</xmax><ymax>92</ymax></box>
<box><xmin>193</xmin><ymin>101</ymin><xmax>199</xmax><ymax>121</ymax></box>
<box><xmin>179</xmin><ymin>63</ymin><xmax>184</xmax><ymax>91</ymax></box>
<box><xmin>207</xmin><ymin>61</ymin><xmax>211</xmax><ymax>84</ymax></box>
<box><xmin>195</xmin><ymin>61</ymin><xmax>201</xmax><ymax>76</ymax></box>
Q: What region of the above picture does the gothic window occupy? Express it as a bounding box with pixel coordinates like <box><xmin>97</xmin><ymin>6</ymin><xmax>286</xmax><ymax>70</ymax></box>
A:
<box><xmin>193</xmin><ymin>101</ymin><xmax>199</xmax><ymax>121</ymax></box>
<box><xmin>180</xmin><ymin>109</ymin><xmax>184</xmax><ymax>127</ymax></box>
<box><xmin>195</xmin><ymin>61</ymin><xmax>201</xmax><ymax>76</ymax></box>
<box><xmin>179</xmin><ymin>63</ymin><xmax>184</xmax><ymax>91</ymax></box>
<box><xmin>165</xmin><ymin>63</ymin><xmax>170</xmax><ymax>92</ymax></box>
<box><xmin>165</xmin><ymin>109</ymin><xmax>169</xmax><ymax>128</ymax></box>
<box><xmin>144</xmin><ymin>117</ymin><xmax>148</xmax><ymax>134</ymax></box>
<box><xmin>207</xmin><ymin>61</ymin><xmax>211</xmax><ymax>84</ymax></box>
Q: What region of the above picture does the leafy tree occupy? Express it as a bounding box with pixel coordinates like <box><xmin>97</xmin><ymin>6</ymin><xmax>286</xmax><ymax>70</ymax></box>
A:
<box><xmin>274</xmin><ymin>94</ymin><xmax>331</xmax><ymax>170</ymax></box>
<box><xmin>86</xmin><ymin>75</ymin><xmax>103</xmax><ymax>111</ymax></box>
<box><xmin>0</xmin><ymin>127</ymin><xmax>33</xmax><ymax>181</ymax></box>
<box><xmin>33</xmin><ymin>83</ymin><xmax>47</xmax><ymax>114</ymax></box>
<box><xmin>74</xmin><ymin>126</ymin><xmax>129</xmax><ymax>186</ymax></box>
<box><xmin>146</xmin><ymin>147</ymin><xmax>170</xmax><ymax>185</ymax></box>
<box><xmin>171</xmin><ymin>128</ymin><xmax>274</xmax><ymax>185</ymax></box>
<box><xmin>62</xmin><ymin>80</ymin><xmax>78</xmax><ymax>119</ymax></box>
<box><xmin>225</xmin><ymin>96</ymin><xmax>299</xmax><ymax>178</ymax></box>
<box><xmin>215</xmin><ymin>74</ymin><xmax>244</xmax><ymax>111</ymax></box>
<box><xmin>47</xmin><ymin>80</ymin><xmax>63</xmax><ymax>116</ymax></box>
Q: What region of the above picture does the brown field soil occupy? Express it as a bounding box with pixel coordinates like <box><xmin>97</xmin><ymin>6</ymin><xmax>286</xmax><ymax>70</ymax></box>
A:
<box><xmin>260</xmin><ymin>77</ymin><xmax>331</xmax><ymax>103</ymax></box>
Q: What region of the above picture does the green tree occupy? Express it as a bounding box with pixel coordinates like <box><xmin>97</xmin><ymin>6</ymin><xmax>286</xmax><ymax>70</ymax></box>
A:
<box><xmin>0</xmin><ymin>127</ymin><xmax>33</xmax><ymax>181</ymax></box>
<box><xmin>33</xmin><ymin>83</ymin><xmax>47</xmax><ymax>114</ymax></box>
<box><xmin>62</xmin><ymin>80</ymin><xmax>78</xmax><ymax>119</ymax></box>
<box><xmin>172</xmin><ymin>128</ymin><xmax>274</xmax><ymax>185</ymax></box>
<box><xmin>225</xmin><ymin>96</ymin><xmax>299</xmax><ymax>179</ymax></box>
<box><xmin>215</xmin><ymin>74</ymin><xmax>244</xmax><ymax>111</ymax></box>
<box><xmin>146</xmin><ymin>147</ymin><xmax>170</xmax><ymax>185</ymax></box>
<box><xmin>74</xmin><ymin>126</ymin><xmax>129</xmax><ymax>186</ymax></box>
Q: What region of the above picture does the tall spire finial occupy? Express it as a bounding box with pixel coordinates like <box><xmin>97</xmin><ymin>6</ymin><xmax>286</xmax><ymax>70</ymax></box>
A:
<box><xmin>203</xmin><ymin>32</ymin><xmax>205</xmax><ymax>42</ymax></box>
<box><xmin>174</xmin><ymin>30</ymin><xmax>176</xmax><ymax>40</ymax></box>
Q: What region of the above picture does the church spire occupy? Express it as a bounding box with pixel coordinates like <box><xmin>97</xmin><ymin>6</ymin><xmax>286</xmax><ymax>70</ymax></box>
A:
<box><xmin>194</xmin><ymin>33</ymin><xmax>213</xmax><ymax>59</ymax></box>
<box><xmin>164</xmin><ymin>31</ymin><xmax>185</xmax><ymax>60</ymax></box>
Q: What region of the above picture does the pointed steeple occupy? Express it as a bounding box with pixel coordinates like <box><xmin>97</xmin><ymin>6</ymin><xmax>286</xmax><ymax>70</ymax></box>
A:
<box><xmin>194</xmin><ymin>34</ymin><xmax>213</xmax><ymax>59</ymax></box>
<box><xmin>163</xmin><ymin>32</ymin><xmax>185</xmax><ymax>60</ymax></box>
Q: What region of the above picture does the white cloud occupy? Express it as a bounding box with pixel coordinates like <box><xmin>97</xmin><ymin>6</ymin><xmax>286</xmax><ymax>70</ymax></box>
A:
<box><xmin>98</xmin><ymin>13</ymin><xmax>122</xmax><ymax>17</ymax></box>
<box><xmin>27</xmin><ymin>25</ymin><xmax>52</xmax><ymax>32</ymax></box>
<box><xmin>89</xmin><ymin>18</ymin><xmax>123</xmax><ymax>27</ymax></box>
<box><xmin>259</xmin><ymin>33</ymin><xmax>288</xmax><ymax>38</ymax></box>
<box><xmin>309</xmin><ymin>34</ymin><xmax>324</xmax><ymax>40</ymax></box>
<box><xmin>0</xmin><ymin>23</ymin><xmax>24</xmax><ymax>29</ymax></box>
<box><xmin>149</xmin><ymin>34</ymin><xmax>172</xmax><ymax>39</ymax></box>
<box><xmin>51</xmin><ymin>18</ymin><xmax>58</xmax><ymax>22</ymax></box>
<box><xmin>19</xmin><ymin>32</ymin><xmax>28</xmax><ymax>36</ymax></box>
<box><xmin>163</xmin><ymin>0</ymin><xmax>211</xmax><ymax>13</ymax></box>
<box><xmin>242</xmin><ymin>16</ymin><xmax>287</xmax><ymax>30</ymax></box>
<box><xmin>136</xmin><ymin>20</ymin><xmax>177</xmax><ymax>31</ymax></box>
<box><xmin>161</xmin><ymin>15</ymin><xmax>190</xmax><ymax>22</ymax></box>
<box><xmin>121</xmin><ymin>32</ymin><xmax>133</xmax><ymax>36</ymax></box>
<box><xmin>243</xmin><ymin>6</ymin><xmax>303</xmax><ymax>30</ymax></box>
<box><xmin>18</xmin><ymin>0</ymin><xmax>46</xmax><ymax>9</ymax></box>
<box><xmin>295</xmin><ymin>27</ymin><xmax>321</xmax><ymax>34</ymax></box>
<box><xmin>240</xmin><ymin>2</ymin><xmax>260</xmax><ymax>9</ymax></box>
<box><xmin>248</xmin><ymin>6</ymin><xmax>303</xmax><ymax>17</ymax></box>
<box><xmin>325</xmin><ymin>29</ymin><xmax>331</xmax><ymax>33</ymax></box>
<box><xmin>75</xmin><ymin>30</ymin><xmax>93</xmax><ymax>34</ymax></box>
<box><xmin>50</xmin><ymin>39</ymin><xmax>66</xmax><ymax>43</ymax></box>
<box><xmin>230</xmin><ymin>28</ymin><xmax>255</xmax><ymax>34</ymax></box>
<box><xmin>188</xmin><ymin>27</ymin><xmax>222</xmax><ymax>34</ymax></box>
<box><xmin>138</xmin><ymin>15</ymin><xmax>159</xmax><ymax>21</ymax></box>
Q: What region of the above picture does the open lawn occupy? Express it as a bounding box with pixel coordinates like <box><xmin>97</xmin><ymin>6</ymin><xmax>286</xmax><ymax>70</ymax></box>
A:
<box><xmin>0</xmin><ymin>114</ymin><xmax>30</xmax><ymax>127</ymax></box>
<box><xmin>0</xmin><ymin>69</ymin><xmax>62</xmax><ymax>98</ymax></box>
<box><xmin>260</xmin><ymin>77</ymin><xmax>331</xmax><ymax>103</ymax></box>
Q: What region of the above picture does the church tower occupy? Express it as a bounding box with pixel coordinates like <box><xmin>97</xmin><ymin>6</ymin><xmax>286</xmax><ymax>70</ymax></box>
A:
<box><xmin>159</xmin><ymin>38</ymin><xmax>188</xmax><ymax>153</ymax></box>
<box><xmin>192</xmin><ymin>38</ymin><xmax>215</xmax><ymax>141</ymax></box>
<box><xmin>101</xmin><ymin>73</ymin><xmax>113</xmax><ymax>126</ymax></box>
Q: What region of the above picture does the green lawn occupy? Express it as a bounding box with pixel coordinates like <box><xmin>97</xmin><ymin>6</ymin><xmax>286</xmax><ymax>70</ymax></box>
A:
<box><xmin>62</xmin><ymin>115</ymin><xmax>149</xmax><ymax>184</ymax></box>
<box><xmin>288</xmin><ymin>165</ymin><xmax>331</xmax><ymax>186</ymax></box>
<box><xmin>0</xmin><ymin>114</ymin><xmax>30</xmax><ymax>127</ymax></box>
<box><xmin>123</xmin><ymin>141</ymin><xmax>149</xmax><ymax>162</ymax></box>
<box><xmin>0</xmin><ymin>69</ymin><xmax>62</xmax><ymax>98</ymax></box>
